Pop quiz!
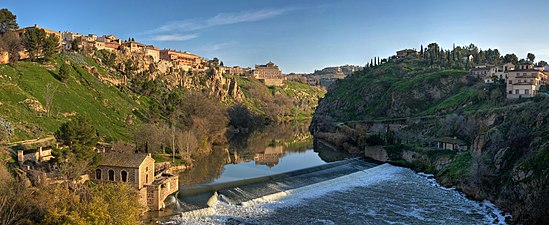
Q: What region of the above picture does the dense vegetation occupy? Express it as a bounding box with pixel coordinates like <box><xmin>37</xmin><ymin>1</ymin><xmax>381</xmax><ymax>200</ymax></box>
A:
<box><xmin>312</xmin><ymin>43</ymin><xmax>549</xmax><ymax>224</ymax></box>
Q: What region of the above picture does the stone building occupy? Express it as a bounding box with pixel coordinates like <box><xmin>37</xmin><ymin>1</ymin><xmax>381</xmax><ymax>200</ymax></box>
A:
<box><xmin>396</xmin><ymin>49</ymin><xmax>418</xmax><ymax>59</ymax></box>
<box><xmin>221</xmin><ymin>66</ymin><xmax>251</xmax><ymax>76</ymax></box>
<box><xmin>434</xmin><ymin>137</ymin><xmax>468</xmax><ymax>151</ymax></box>
<box><xmin>92</xmin><ymin>152</ymin><xmax>179</xmax><ymax>211</ymax></box>
<box><xmin>253</xmin><ymin>61</ymin><xmax>286</xmax><ymax>86</ymax></box>
<box><xmin>160</xmin><ymin>49</ymin><xmax>203</xmax><ymax>69</ymax></box>
<box><xmin>506</xmin><ymin>63</ymin><xmax>549</xmax><ymax>99</ymax></box>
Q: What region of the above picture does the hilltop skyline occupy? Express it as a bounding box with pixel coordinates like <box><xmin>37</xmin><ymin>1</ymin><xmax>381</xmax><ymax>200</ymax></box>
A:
<box><xmin>4</xmin><ymin>0</ymin><xmax>549</xmax><ymax>73</ymax></box>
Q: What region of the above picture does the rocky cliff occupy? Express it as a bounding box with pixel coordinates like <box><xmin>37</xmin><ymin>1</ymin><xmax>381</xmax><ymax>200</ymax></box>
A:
<box><xmin>311</xmin><ymin>58</ymin><xmax>548</xmax><ymax>224</ymax></box>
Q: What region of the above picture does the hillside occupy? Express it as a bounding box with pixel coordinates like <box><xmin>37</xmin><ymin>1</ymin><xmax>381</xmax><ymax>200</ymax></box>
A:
<box><xmin>0</xmin><ymin>54</ymin><xmax>149</xmax><ymax>142</ymax></box>
<box><xmin>0</xmin><ymin>52</ymin><xmax>325</xmax><ymax>143</ymax></box>
<box><xmin>310</xmin><ymin>57</ymin><xmax>549</xmax><ymax>224</ymax></box>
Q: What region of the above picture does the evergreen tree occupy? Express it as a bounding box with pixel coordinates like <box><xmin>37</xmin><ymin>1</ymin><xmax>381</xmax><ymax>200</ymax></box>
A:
<box><xmin>22</xmin><ymin>27</ymin><xmax>46</xmax><ymax>60</ymax></box>
<box><xmin>0</xmin><ymin>8</ymin><xmax>18</xmax><ymax>35</ymax></box>
<box><xmin>55</xmin><ymin>115</ymin><xmax>99</xmax><ymax>161</ymax></box>
<box><xmin>58</xmin><ymin>61</ymin><xmax>71</xmax><ymax>82</ymax></box>
<box><xmin>527</xmin><ymin>53</ymin><xmax>535</xmax><ymax>63</ymax></box>
<box><xmin>43</xmin><ymin>34</ymin><xmax>60</xmax><ymax>59</ymax></box>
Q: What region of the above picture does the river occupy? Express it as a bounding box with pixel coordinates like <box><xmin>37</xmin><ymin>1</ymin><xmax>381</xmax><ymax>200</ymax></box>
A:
<box><xmin>155</xmin><ymin>123</ymin><xmax>510</xmax><ymax>224</ymax></box>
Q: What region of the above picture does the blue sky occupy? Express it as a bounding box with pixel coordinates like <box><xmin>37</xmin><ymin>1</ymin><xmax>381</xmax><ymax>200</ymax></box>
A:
<box><xmin>3</xmin><ymin>0</ymin><xmax>549</xmax><ymax>73</ymax></box>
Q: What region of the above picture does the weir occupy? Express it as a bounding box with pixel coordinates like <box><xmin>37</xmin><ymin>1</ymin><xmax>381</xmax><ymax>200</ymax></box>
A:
<box><xmin>168</xmin><ymin>158</ymin><xmax>378</xmax><ymax>214</ymax></box>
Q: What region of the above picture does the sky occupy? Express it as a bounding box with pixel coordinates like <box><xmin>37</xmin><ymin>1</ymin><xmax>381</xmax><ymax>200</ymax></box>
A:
<box><xmin>3</xmin><ymin>0</ymin><xmax>549</xmax><ymax>73</ymax></box>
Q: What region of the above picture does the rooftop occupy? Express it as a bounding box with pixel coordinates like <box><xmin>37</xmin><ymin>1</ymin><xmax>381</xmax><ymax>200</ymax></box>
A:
<box><xmin>434</xmin><ymin>137</ymin><xmax>467</xmax><ymax>145</ymax></box>
<box><xmin>98</xmin><ymin>152</ymin><xmax>151</xmax><ymax>168</ymax></box>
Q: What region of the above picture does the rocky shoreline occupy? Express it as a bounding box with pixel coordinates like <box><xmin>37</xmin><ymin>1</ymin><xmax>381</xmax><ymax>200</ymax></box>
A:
<box><xmin>310</xmin><ymin>99</ymin><xmax>549</xmax><ymax>224</ymax></box>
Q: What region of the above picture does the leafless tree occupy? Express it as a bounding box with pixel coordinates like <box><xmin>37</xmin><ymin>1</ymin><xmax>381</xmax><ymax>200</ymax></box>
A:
<box><xmin>44</xmin><ymin>82</ymin><xmax>58</xmax><ymax>117</ymax></box>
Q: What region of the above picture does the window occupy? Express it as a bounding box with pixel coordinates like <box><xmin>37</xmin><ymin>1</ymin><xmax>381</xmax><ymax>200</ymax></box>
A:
<box><xmin>145</xmin><ymin>174</ymin><xmax>149</xmax><ymax>184</ymax></box>
<box><xmin>525</xmin><ymin>89</ymin><xmax>529</xmax><ymax>95</ymax></box>
<box><xmin>121</xmin><ymin>171</ymin><xmax>128</xmax><ymax>182</ymax></box>
<box><xmin>509</xmin><ymin>80</ymin><xmax>512</xmax><ymax>84</ymax></box>
<box><xmin>95</xmin><ymin>169</ymin><xmax>102</xmax><ymax>180</ymax></box>
<box><xmin>108</xmin><ymin>170</ymin><xmax>115</xmax><ymax>181</ymax></box>
<box><xmin>515</xmin><ymin>90</ymin><xmax>520</xmax><ymax>94</ymax></box>
<box><xmin>508</xmin><ymin>91</ymin><xmax>512</xmax><ymax>94</ymax></box>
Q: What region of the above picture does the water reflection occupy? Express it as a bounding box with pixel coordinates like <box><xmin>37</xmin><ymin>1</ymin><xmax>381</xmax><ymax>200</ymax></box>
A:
<box><xmin>178</xmin><ymin>122</ymin><xmax>347</xmax><ymax>186</ymax></box>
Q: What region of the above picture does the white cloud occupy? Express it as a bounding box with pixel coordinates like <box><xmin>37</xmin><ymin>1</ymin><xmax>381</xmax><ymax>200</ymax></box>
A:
<box><xmin>142</xmin><ymin>8</ymin><xmax>293</xmax><ymax>42</ymax></box>
<box><xmin>206</xmin><ymin>8</ymin><xmax>291</xmax><ymax>27</ymax></box>
<box><xmin>152</xmin><ymin>33</ymin><xmax>199</xmax><ymax>41</ymax></box>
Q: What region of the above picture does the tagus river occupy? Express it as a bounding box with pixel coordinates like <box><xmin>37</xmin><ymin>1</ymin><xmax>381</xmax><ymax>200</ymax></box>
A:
<box><xmin>155</xmin><ymin>123</ymin><xmax>509</xmax><ymax>225</ymax></box>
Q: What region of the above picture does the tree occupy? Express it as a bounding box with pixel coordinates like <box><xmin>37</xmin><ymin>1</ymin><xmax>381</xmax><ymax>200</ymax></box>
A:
<box><xmin>0</xmin><ymin>31</ymin><xmax>20</xmax><ymax>65</ymax></box>
<box><xmin>527</xmin><ymin>53</ymin><xmax>535</xmax><ymax>63</ymax></box>
<box><xmin>21</xmin><ymin>27</ymin><xmax>59</xmax><ymax>60</ymax></box>
<box><xmin>502</xmin><ymin>53</ymin><xmax>519</xmax><ymax>65</ymax></box>
<box><xmin>536</xmin><ymin>60</ymin><xmax>548</xmax><ymax>67</ymax></box>
<box><xmin>70</xmin><ymin>38</ymin><xmax>81</xmax><ymax>52</ymax></box>
<box><xmin>21</xmin><ymin>27</ymin><xmax>46</xmax><ymax>60</ymax></box>
<box><xmin>55</xmin><ymin>115</ymin><xmax>99</xmax><ymax>161</ymax></box>
<box><xmin>0</xmin><ymin>8</ymin><xmax>18</xmax><ymax>35</ymax></box>
<box><xmin>43</xmin><ymin>34</ymin><xmax>60</xmax><ymax>59</ymax></box>
<box><xmin>44</xmin><ymin>83</ymin><xmax>58</xmax><ymax>117</ymax></box>
<box><xmin>58</xmin><ymin>61</ymin><xmax>71</xmax><ymax>82</ymax></box>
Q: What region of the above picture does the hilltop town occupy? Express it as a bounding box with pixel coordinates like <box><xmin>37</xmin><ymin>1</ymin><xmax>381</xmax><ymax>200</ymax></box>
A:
<box><xmin>0</xmin><ymin>24</ymin><xmax>292</xmax><ymax>87</ymax></box>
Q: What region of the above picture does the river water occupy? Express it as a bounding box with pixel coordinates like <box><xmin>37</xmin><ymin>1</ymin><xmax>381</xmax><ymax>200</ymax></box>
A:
<box><xmin>156</xmin><ymin>123</ymin><xmax>510</xmax><ymax>224</ymax></box>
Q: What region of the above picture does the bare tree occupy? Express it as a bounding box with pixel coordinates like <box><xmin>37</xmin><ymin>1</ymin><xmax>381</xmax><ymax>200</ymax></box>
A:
<box><xmin>44</xmin><ymin>82</ymin><xmax>58</xmax><ymax>117</ymax></box>
<box><xmin>176</xmin><ymin>130</ymin><xmax>198</xmax><ymax>160</ymax></box>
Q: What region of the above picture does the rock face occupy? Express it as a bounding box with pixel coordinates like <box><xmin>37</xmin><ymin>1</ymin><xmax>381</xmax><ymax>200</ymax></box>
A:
<box><xmin>311</xmin><ymin>61</ymin><xmax>549</xmax><ymax>224</ymax></box>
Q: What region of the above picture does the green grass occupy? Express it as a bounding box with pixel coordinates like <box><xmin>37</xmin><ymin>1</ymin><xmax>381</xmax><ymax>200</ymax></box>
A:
<box><xmin>438</xmin><ymin>151</ymin><xmax>472</xmax><ymax>180</ymax></box>
<box><xmin>0</xmin><ymin>56</ymin><xmax>148</xmax><ymax>142</ymax></box>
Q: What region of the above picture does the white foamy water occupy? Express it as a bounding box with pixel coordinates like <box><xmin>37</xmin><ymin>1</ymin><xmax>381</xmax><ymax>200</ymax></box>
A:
<box><xmin>163</xmin><ymin>164</ymin><xmax>510</xmax><ymax>225</ymax></box>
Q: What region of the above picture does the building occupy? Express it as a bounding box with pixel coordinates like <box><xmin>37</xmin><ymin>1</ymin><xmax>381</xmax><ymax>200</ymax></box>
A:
<box><xmin>15</xmin><ymin>136</ymin><xmax>58</xmax><ymax>164</ymax></box>
<box><xmin>253</xmin><ymin>146</ymin><xmax>285</xmax><ymax>167</ymax></box>
<box><xmin>253</xmin><ymin>61</ymin><xmax>286</xmax><ymax>86</ymax></box>
<box><xmin>434</xmin><ymin>137</ymin><xmax>468</xmax><ymax>151</ymax></box>
<box><xmin>122</xmin><ymin>41</ymin><xmax>146</xmax><ymax>52</ymax></box>
<box><xmin>160</xmin><ymin>49</ymin><xmax>203</xmax><ymax>69</ymax></box>
<box><xmin>396</xmin><ymin>49</ymin><xmax>418</xmax><ymax>59</ymax></box>
<box><xmin>506</xmin><ymin>63</ymin><xmax>549</xmax><ymax>99</ymax></box>
<box><xmin>221</xmin><ymin>66</ymin><xmax>251</xmax><ymax>76</ymax></box>
<box><xmin>61</xmin><ymin>32</ymin><xmax>83</xmax><ymax>51</ymax></box>
<box><xmin>491</xmin><ymin>63</ymin><xmax>516</xmax><ymax>82</ymax></box>
<box><xmin>104</xmin><ymin>41</ymin><xmax>120</xmax><ymax>51</ymax></box>
<box><xmin>92</xmin><ymin>152</ymin><xmax>179</xmax><ymax>211</ymax></box>
<box><xmin>17</xmin><ymin>146</ymin><xmax>54</xmax><ymax>164</ymax></box>
<box><xmin>470</xmin><ymin>64</ymin><xmax>496</xmax><ymax>81</ymax></box>
<box><xmin>145</xmin><ymin>45</ymin><xmax>160</xmax><ymax>62</ymax></box>
<box><xmin>97</xmin><ymin>34</ymin><xmax>122</xmax><ymax>45</ymax></box>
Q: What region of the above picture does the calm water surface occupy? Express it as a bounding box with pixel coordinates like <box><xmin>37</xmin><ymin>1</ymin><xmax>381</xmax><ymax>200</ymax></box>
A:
<box><xmin>178</xmin><ymin>123</ymin><xmax>349</xmax><ymax>186</ymax></box>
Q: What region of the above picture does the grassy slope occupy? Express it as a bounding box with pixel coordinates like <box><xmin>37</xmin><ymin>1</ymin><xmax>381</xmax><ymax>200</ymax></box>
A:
<box><xmin>0</xmin><ymin>54</ymin><xmax>148</xmax><ymax>141</ymax></box>
<box><xmin>319</xmin><ymin>58</ymin><xmax>507</xmax><ymax>121</ymax></box>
